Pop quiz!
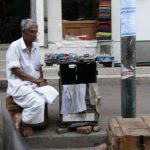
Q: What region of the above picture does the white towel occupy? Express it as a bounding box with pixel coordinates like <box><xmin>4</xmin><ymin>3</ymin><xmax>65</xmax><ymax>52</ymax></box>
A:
<box><xmin>35</xmin><ymin>85</ymin><xmax>59</xmax><ymax>104</ymax></box>
<box><xmin>61</xmin><ymin>84</ymin><xmax>87</xmax><ymax>115</ymax></box>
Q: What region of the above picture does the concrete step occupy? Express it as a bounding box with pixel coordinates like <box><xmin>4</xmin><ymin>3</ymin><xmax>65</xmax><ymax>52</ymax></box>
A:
<box><xmin>1</xmin><ymin>65</ymin><xmax>150</xmax><ymax>78</ymax></box>
<box><xmin>0</xmin><ymin>45</ymin><xmax>9</xmax><ymax>59</ymax></box>
<box><xmin>25</xmin><ymin>124</ymin><xmax>106</xmax><ymax>149</ymax></box>
<box><xmin>1</xmin><ymin>66</ymin><xmax>150</xmax><ymax>88</ymax></box>
<box><xmin>0</xmin><ymin>60</ymin><xmax>6</xmax><ymax>69</ymax></box>
<box><xmin>0</xmin><ymin>90</ymin><xmax>106</xmax><ymax>149</ymax></box>
<box><xmin>30</xmin><ymin>148</ymin><xmax>95</xmax><ymax>150</ymax></box>
<box><xmin>1</xmin><ymin>66</ymin><xmax>150</xmax><ymax>149</ymax></box>
<box><xmin>1</xmin><ymin>65</ymin><xmax>150</xmax><ymax>75</ymax></box>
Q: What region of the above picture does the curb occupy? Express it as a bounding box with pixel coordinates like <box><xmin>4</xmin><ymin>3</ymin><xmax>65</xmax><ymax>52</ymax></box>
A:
<box><xmin>0</xmin><ymin>75</ymin><xmax>150</xmax><ymax>89</ymax></box>
<box><xmin>25</xmin><ymin>129</ymin><xmax>106</xmax><ymax>149</ymax></box>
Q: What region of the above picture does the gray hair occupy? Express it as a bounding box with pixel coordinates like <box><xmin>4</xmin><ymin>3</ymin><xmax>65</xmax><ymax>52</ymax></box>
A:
<box><xmin>21</xmin><ymin>18</ymin><xmax>38</xmax><ymax>33</ymax></box>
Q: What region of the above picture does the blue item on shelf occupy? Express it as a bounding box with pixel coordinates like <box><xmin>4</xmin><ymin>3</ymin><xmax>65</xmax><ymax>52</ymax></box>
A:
<box><xmin>95</xmin><ymin>56</ymin><xmax>114</xmax><ymax>62</ymax></box>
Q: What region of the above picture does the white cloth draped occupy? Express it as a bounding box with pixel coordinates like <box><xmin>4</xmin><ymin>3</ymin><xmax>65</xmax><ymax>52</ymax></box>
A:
<box><xmin>61</xmin><ymin>84</ymin><xmax>86</xmax><ymax>115</ymax></box>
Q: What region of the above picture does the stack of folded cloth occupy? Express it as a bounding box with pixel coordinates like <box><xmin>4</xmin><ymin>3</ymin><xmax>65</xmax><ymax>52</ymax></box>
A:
<box><xmin>44</xmin><ymin>53</ymin><xmax>96</xmax><ymax>65</ymax></box>
<box><xmin>96</xmin><ymin>0</ymin><xmax>111</xmax><ymax>40</ymax></box>
<box><xmin>44</xmin><ymin>53</ymin><xmax>56</xmax><ymax>66</ymax></box>
<box><xmin>44</xmin><ymin>53</ymin><xmax>79</xmax><ymax>65</ymax></box>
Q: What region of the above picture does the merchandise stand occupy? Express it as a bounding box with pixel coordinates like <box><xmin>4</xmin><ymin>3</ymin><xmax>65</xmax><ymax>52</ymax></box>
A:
<box><xmin>96</xmin><ymin>0</ymin><xmax>115</xmax><ymax>67</ymax></box>
<box><xmin>58</xmin><ymin>61</ymin><xmax>100</xmax><ymax>130</ymax></box>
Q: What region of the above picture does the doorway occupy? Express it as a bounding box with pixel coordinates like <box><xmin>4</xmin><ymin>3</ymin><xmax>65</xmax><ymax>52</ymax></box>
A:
<box><xmin>0</xmin><ymin>0</ymin><xmax>30</xmax><ymax>43</ymax></box>
<box><xmin>62</xmin><ymin>0</ymin><xmax>97</xmax><ymax>39</ymax></box>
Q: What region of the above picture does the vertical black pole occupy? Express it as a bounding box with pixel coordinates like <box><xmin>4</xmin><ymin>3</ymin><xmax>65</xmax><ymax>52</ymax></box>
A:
<box><xmin>121</xmin><ymin>0</ymin><xmax>136</xmax><ymax>118</ymax></box>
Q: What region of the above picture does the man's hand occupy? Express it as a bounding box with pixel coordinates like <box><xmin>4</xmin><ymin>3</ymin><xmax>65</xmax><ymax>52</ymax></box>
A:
<box><xmin>34</xmin><ymin>78</ymin><xmax>48</xmax><ymax>87</ymax></box>
<box><xmin>12</xmin><ymin>68</ymin><xmax>47</xmax><ymax>87</ymax></box>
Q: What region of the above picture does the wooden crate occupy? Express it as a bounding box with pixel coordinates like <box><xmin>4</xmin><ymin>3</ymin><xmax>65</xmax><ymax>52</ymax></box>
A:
<box><xmin>107</xmin><ymin>116</ymin><xmax>150</xmax><ymax>150</ymax></box>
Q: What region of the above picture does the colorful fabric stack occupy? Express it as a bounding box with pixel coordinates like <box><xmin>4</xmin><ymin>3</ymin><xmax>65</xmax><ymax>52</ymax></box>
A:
<box><xmin>44</xmin><ymin>53</ymin><xmax>79</xmax><ymax>65</ymax></box>
<box><xmin>96</xmin><ymin>0</ymin><xmax>111</xmax><ymax>40</ymax></box>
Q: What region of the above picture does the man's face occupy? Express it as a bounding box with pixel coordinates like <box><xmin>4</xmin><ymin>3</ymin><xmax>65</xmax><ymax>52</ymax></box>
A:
<box><xmin>24</xmin><ymin>25</ymin><xmax>38</xmax><ymax>42</ymax></box>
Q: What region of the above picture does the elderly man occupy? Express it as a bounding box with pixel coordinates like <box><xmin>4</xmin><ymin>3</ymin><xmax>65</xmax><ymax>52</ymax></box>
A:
<box><xmin>6</xmin><ymin>18</ymin><xmax>58</xmax><ymax>136</ymax></box>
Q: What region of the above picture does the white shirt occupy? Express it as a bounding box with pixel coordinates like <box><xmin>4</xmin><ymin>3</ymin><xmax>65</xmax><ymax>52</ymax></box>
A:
<box><xmin>6</xmin><ymin>37</ymin><xmax>42</xmax><ymax>96</ymax></box>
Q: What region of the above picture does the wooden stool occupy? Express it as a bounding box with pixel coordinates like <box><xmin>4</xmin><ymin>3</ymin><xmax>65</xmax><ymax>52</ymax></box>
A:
<box><xmin>6</xmin><ymin>96</ymin><xmax>49</xmax><ymax>128</ymax></box>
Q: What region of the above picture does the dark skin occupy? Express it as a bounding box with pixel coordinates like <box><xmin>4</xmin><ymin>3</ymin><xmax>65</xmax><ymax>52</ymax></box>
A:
<box><xmin>12</xmin><ymin>25</ymin><xmax>47</xmax><ymax>87</ymax></box>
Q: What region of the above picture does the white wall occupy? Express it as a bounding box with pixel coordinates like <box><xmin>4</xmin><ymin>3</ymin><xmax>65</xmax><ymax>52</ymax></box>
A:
<box><xmin>111</xmin><ymin>0</ymin><xmax>150</xmax><ymax>63</ymax></box>
<box><xmin>36</xmin><ymin>0</ymin><xmax>44</xmax><ymax>46</ymax></box>
<box><xmin>44</xmin><ymin>0</ymin><xmax>150</xmax><ymax>62</ymax></box>
<box><xmin>111</xmin><ymin>0</ymin><xmax>121</xmax><ymax>62</ymax></box>
<box><xmin>136</xmin><ymin>0</ymin><xmax>150</xmax><ymax>41</ymax></box>
<box><xmin>111</xmin><ymin>0</ymin><xmax>120</xmax><ymax>41</ymax></box>
<box><xmin>47</xmin><ymin>0</ymin><xmax>62</xmax><ymax>43</ymax></box>
<box><xmin>112</xmin><ymin>0</ymin><xmax>150</xmax><ymax>41</ymax></box>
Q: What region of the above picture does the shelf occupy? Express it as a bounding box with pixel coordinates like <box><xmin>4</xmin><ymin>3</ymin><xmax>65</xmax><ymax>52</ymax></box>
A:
<box><xmin>96</xmin><ymin>0</ymin><xmax>111</xmax><ymax>41</ymax></box>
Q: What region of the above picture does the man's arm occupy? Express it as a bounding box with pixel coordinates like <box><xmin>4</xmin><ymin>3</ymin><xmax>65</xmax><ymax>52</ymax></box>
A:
<box><xmin>12</xmin><ymin>68</ymin><xmax>47</xmax><ymax>86</ymax></box>
<box><xmin>39</xmin><ymin>65</ymin><xmax>43</xmax><ymax>79</ymax></box>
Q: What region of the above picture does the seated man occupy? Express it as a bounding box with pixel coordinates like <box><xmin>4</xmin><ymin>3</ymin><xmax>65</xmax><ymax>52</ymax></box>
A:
<box><xmin>6</xmin><ymin>18</ymin><xmax>58</xmax><ymax>136</ymax></box>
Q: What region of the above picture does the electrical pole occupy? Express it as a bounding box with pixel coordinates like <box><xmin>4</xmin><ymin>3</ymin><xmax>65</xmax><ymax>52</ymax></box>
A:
<box><xmin>120</xmin><ymin>0</ymin><xmax>136</xmax><ymax>117</ymax></box>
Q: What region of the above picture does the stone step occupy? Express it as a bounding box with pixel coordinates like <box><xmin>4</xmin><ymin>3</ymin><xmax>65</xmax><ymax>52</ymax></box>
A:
<box><xmin>0</xmin><ymin>69</ymin><xmax>6</xmax><ymax>79</ymax></box>
<box><xmin>1</xmin><ymin>66</ymin><xmax>150</xmax><ymax>78</ymax></box>
<box><xmin>1</xmin><ymin>57</ymin><xmax>150</xmax><ymax>86</ymax></box>
<box><xmin>0</xmin><ymin>44</ymin><xmax>9</xmax><ymax>60</ymax></box>
<box><xmin>0</xmin><ymin>60</ymin><xmax>6</xmax><ymax>69</ymax></box>
<box><xmin>0</xmin><ymin>44</ymin><xmax>9</xmax><ymax>50</ymax></box>
<box><xmin>0</xmin><ymin>90</ymin><xmax>105</xmax><ymax>150</ymax></box>
<box><xmin>30</xmin><ymin>148</ymin><xmax>94</xmax><ymax>150</ymax></box>
<box><xmin>0</xmin><ymin>51</ymin><xmax>7</xmax><ymax>61</ymax></box>
<box><xmin>25</xmin><ymin>125</ymin><xmax>106</xmax><ymax>149</ymax></box>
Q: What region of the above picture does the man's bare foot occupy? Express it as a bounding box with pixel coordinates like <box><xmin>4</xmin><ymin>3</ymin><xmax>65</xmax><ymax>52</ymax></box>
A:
<box><xmin>19</xmin><ymin>122</ymin><xmax>33</xmax><ymax>137</ymax></box>
<box><xmin>14</xmin><ymin>114</ymin><xmax>33</xmax><ymax>137</ymax></box>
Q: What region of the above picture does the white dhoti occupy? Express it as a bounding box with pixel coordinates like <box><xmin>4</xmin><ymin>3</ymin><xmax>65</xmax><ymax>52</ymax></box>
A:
<box><xmin>12</xmin><ymin>84</ymin><xmax>58</xmax><ymax>124</ymax></box>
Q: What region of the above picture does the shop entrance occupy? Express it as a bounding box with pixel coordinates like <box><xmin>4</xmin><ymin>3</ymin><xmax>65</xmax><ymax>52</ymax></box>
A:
<box><xmin>0</xmin><ymin>0</ymin><xmax>30</xmax><ymax>43</ymax></box>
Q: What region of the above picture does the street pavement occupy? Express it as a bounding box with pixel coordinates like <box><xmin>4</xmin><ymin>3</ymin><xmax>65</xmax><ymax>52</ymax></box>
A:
<box><xmin>1</xmin><ymin>80</ymin><xmax>150</xmax><ymax>149</ymax></box>
<box><xmin>0</xmin><ymin>48</ymin><xmax>150</xmax><ymax>149</ymax></box>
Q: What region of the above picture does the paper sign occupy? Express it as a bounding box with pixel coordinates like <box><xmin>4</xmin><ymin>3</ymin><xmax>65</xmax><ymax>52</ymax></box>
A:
<box><xmin>121</xmin><ymin>0</ymin><xmax>136</xmax><ymax>37</ymax></box>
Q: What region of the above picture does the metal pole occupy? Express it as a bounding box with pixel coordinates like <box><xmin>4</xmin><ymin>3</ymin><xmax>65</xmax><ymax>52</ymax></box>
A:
<box><xmin>120</xmin><ymin>0</ymin><xmax>136</xmax><ymax>118</ymax></box>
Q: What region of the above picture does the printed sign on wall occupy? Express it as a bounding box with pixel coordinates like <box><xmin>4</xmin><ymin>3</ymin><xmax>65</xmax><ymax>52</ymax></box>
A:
<box><xmin>121</xmin><ymin>0</ymin><xmax>136</xmax><ymax>37</ymax></box>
